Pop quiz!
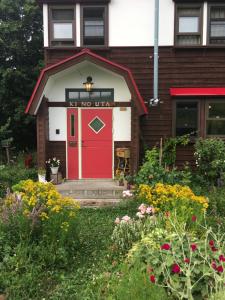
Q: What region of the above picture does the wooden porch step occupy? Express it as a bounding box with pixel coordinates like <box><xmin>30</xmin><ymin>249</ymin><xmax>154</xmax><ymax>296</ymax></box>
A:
<box><xmin>76</xmin><ymin>198</ymin><xmax>121</xmax><ymax>208</ymax></box>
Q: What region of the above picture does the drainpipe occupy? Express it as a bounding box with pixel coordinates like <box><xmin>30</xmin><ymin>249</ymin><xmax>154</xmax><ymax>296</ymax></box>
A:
<box><xmin>149</xmin><ymin>0</ymin><xmax>160</xmax><ymax>106</ymax></box>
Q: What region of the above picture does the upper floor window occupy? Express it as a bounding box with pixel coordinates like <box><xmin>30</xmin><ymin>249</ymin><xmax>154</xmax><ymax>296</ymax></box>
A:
<box><xmin>208</xmin><ymin>5</ymin><xmax>225</xmax><ymax>45</ymax></box>
<box><xmin>81</xmin><ymin>5</ymin><xmax>108</xmax><ymax>47</ymax></box>
<box><xmin>49</xmin><ymin>6</ymin><xmax>76</xmax><ymax>47</ymax></box>
<box><xmin>175</xmin><ymin>4</ymin><xmax>202</xmax><ymax>46</ymax></box>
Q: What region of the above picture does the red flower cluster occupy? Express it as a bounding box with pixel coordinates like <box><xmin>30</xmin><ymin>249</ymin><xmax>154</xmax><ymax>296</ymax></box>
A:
<box><xmin>219</xmin><ymin>255</ymin><xmax>225</xmax><ymax>262</ymax></box>
<box><xmin>172</xmin><ymin>263</ymin><xmax>181</xmax><ymax>274</ymax></box>
<box><xmin>150</xmin><ymin>275</ymin><xmax>156</xmax><ymax>283</ymax></box>
<box><xmin>211</xmin><ymin>261</ymin><xmax>224</xmax><ymax>273</ymax></box>
<box><xmin>209</xmin><ymin>240</ymin><xmax>218</xmax><ymax>252</ymax></box>
<box><xmin>191</xmin><ymin>243</ymin><xmax>197</xmax><ymax>252</ymax></box>
<box><xmin>191</xmin><ymin>215</ymin><xmax>197</xmax><ymax>222</ymax></box>
<box><xmin>184</xmin><ymin>258</ymin><xmax>190</xmax><ymax>264</ymax></box>
<box><xmin>161</xmin><ymin>243</ymin><xmax>171</xmax><ymax>250</ymax></box>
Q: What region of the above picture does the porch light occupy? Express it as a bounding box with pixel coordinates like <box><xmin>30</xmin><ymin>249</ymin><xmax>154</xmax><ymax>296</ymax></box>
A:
<box><xmin>83</xmin><ymin>76</ymin><xmax>94</xmax><ymax>92</ymax></box>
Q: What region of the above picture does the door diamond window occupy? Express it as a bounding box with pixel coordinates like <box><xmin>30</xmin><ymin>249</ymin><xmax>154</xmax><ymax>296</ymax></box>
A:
<box><xmin>88</xmin><ymin>116</ymin><xmax>105</xmax><ymax>134</ymax></box>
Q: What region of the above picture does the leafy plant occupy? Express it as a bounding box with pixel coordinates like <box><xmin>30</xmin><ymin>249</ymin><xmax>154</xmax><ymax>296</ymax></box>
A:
<box><xmin>137</xmin><ymin>183</ymin><xmax>208</xmax><ymax>226</ymax></box>
<box><xmin>163</xmin><ymin>134</ymin><xmax>190</xmax><ymax>167</ymax></box>
<box><xmin>194</xmin><ymin>138</ymin><xmax>225</xmax><ymax>186</ymax></box>
<box><xmin>135</xmin><ymin>148</ymin><xmax>192</xmax><ymax>187</ymax></box>
<box><xmin>128</xmin><ymin>216</ymin><xmax>225</xmax><ymax>300</ymax></box>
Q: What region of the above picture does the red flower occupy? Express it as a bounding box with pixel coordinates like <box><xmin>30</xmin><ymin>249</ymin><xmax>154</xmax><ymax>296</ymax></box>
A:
<box><xmin>150</xmin><ymin>275</ymin><xmax>156</xmax><ymax>283</ymax></box>
<box><xmin>172</xmin><ymin>264</ymin><xmax>181</xmax><ymax>274</ymax></box>
<box><xmin>165</xmin><ymin>211</ymin><xmax>170</xmax><ymax>218</ymax></box>
<box><xmin>219</xmin><ymin>255</ymin><xmax>225</xmax><ymax>262</ymax></box>
<box><xmin>191</xmin><ymin>215</ymin><xmax>197</xmax><ymax>222</ymax></box>
<box><xmin>209</xmin><ymin>240</ymin><xmax>214</xmax><ymax>247</ymax></box>
<box><xmin>184</xmin><ymin>258</ymin><xmax>190</xmax><ymax>264</ymax></box>
<box><xmin>211</xmin><ymin>246</ymin><xmax>218</xmax><ymax>252</ymax></box>
<box><xmin>191</xmin><ymin>244</ymin><xmax>197</xmax><ymax>251</ymax></box>
<box><xmin>212</xmin><ymin>261</ymin><xmax>217</xmax><ymax>270</ymax></box>
<box><xmin>217</xmin><ymin>265</ymin><xmax>224</xmax><ymax>273</ymax></box>
<box><xmin>161</xmin><ymin>243</ymin><xmax>171</xmax><ymax>250</ymax></box>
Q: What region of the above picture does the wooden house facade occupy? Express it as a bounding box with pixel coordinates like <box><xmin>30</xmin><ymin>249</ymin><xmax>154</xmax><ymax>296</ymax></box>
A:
<box><xmin>26</xmin><ymin>0</ymin><xmax>225</xmax><ymax>178</ymax></box>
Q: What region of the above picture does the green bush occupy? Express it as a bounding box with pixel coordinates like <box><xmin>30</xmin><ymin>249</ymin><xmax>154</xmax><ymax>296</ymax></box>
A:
<box><xmin>135</xmin><ymin>148</ymin><xmax>192</xmax><ymax>186</ymax></box>
<box><xmin>128</xmin><ymin>216</ymin><xmax>225</xmax><ymax>300</ymax></box>
<box><xmin>194</xmin><ymin>138</ymin><xmax>225</xmax><ymax>185</ymax></box>
<box><xmin>0</xmin><ymin>164</ymin><xmax>37</xmax><ymax>198</ymax></box>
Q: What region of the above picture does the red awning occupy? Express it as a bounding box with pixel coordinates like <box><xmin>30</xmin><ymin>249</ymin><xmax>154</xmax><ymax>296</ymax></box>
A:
<box><xmin>170</xmin><ymin>87</ymin><xmax>225</xmax><ymax>96</ymax></box>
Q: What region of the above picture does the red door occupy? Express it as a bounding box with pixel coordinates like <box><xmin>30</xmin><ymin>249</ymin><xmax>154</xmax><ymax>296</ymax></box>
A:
<box><xmin>67</xmin><ymin>109</ymin><xmax>79</xmax><ymax>179</ymax></box>
<box><xmin>82</xmin><ymin>109</ymin><xmax>112</xmax><ymax>178</ymax></box>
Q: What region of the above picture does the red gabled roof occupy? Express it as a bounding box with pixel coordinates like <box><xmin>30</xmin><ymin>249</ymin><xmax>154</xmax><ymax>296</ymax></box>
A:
<box><xmin>170</xmin><ymin>87</ymin><xmax>225</xmax><ymax>96</ymax></box>
<box><xmin>26</xmin><ymin>48</ymin><xmax>148</xmax><ymax>115</ymax></box>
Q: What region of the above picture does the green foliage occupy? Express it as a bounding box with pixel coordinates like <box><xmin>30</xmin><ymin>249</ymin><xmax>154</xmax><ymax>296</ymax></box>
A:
<box><xmin>0</xmin><ymin>160</ymin><xmax>37</xmax><ymax>198</ymax></box>
<box><xmin>208</xmin><ymin>187</ymin><xmax>225</xmax><ymax>218</ymax></box>
<box><xmin>163</xmin><ymin>134</ymin><xmax>190</xmax><ymax>166</ymax></box>
<box><xmin>194</xmin><ymin>138</ymin><xmax>225</xmax><ymax>185</ymax></box>
<box><xmin>135</xmin><ymin>148</ymin><xmax>192</xmax><ymax>186</ymax></box>
<box><xmin>128</xmin><ymin>216</ymin><xmax>225</xmax><ymax>300</ymax></box>
<box><xmin>93</xmin><ymin>262</ymin><xmax>170</xmax><ymax>300</ymax></box>
<box><xmin>0</xmin><ymin>0</ymin><xmax>43</xmax><ymax>149</ymax></box>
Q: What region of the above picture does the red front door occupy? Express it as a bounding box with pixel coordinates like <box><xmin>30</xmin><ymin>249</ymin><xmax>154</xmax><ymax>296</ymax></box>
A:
<box><xmin>67</xmin><ymin>108</ymin><xmax>112</xmax><ymax>179</ymax></box>
<box><xmin>82</xmin><ymin>109</ymin><xmax>112</xmax><ymax>178</ymax></box>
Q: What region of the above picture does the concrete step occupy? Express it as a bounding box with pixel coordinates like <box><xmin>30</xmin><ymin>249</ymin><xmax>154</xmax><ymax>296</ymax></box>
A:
<box><xmin>56</xmin><ymin>179</ymin><xmax>125</xmax><ymax>200</ymax></box>
<box><xmin>59</xmin><ymin>189</ymin><xmax>124</xmax><ymax>199</ymax></box>
<box><xmin>76</xmin><ymin>198</ymin><xmax>121</xmax><ymax>208</ymax></box>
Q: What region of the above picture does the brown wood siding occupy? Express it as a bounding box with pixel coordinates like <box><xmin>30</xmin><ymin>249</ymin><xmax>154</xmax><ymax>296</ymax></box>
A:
<box><xmin>44</xmin><ymin>46</ymin><xmax>225</xmax><ymax>166</ymax></box>
<box><xmin>37</xmin><ymin>99</ymin><xmax>48</xmax><ymax>168</ymax></box>
<box><xmin>46</xmin><ymin>141</ymin><xmax>66</xmax><ymax>177</ymax></box>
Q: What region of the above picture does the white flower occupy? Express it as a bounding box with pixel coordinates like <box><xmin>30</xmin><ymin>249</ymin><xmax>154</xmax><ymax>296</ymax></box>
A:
<box><xmin>138</xmin><ymin>203</ymin><xmax>146</xmax><ymax>213</ymax></box>
<box><xmin>122</xmin><ymin>215</ymin><xmax>131</xmax><ymax>222</ymax></box>
<box><xmin>146</xmin><ymin>206</ymin><xmax>153</xmax><ymax>214</ymax></box>
<box><xmin>122</xmin><ymin>190</ymin><xmax>133</xmax><ymax>197</ymax></box>
<box><xmin>114</xmin><ymin>217</ymin><xmax>120</xmax><ymax>224</ymax></box>
<box><xmin>136</xmin><ymin>212</ymin><xmax>145</xmax><ymax>219</ymax></box>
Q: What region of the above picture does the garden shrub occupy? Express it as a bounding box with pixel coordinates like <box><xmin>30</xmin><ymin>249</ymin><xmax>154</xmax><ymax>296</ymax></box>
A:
<box><xmin>137</xmin><ymin>183</ymin><xmax>208</xmax><ymax>225</ymax></box>
<box><xmin>0</xmin><ymin>180</ymin><xmax>80</xmax><ymax>267</ymax></box>
<box><xmin>0</xmin><ymin>163</ymin><xmax>37</xmax><ymax>198</ymax></box>
<box><xmin>194</xmin><ymin>138</ymin><xmax>225</xmax><ymax>186</ymax></box>
<box><xmin>128</xmin><ymin>216</ymin><xmax>225</xmax><ymax>300</ymax></box>
<box><xmin>135</xmin><ymin>148</ymin><xmax>192</xmax><ymax>186</ymax></box>
<box><xmin>111</xmin><ymin>204</ymin><xmax>156</xmax><ymax>257</ymax></box>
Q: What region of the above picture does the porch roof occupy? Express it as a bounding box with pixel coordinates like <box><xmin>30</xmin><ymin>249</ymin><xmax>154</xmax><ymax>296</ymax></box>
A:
<box><xmin>25</xmin><ymin>49</ymin><xmax>148</xmax><ymax>115</ymax></box>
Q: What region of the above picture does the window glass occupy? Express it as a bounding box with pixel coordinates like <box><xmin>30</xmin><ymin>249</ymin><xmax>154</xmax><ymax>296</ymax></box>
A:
<box><xmin>53</xmin><ymin>23</ymin><xmax>73</xmax><ymax>39</ymax></box>
<box><xmin>80</xmin><ymin>91</ymin><xmax>90</xmax><ymax>100</ymax></box>
<box><xmin>208</xmin><ymin>102</ymin><xmax>225</xmax><ymax>118</ymax></box>
<box><xmin>175</xmin><ymin>6</ymin><xmax>201</xmax><ymax>45</ymax></box>
<box><xmin>70</xmin><ymin>114</ymin><xmax>75</xmax><ymax>137</ymax></box>
<box><xmin>90</xmin><ymin>91</ymin><xmax>101</xmax><ymax>100</ymax></box>
<box><xmin>209</xmin><ymin>6</ymin><xmax>225</xmax><ymax>44</ymax></box>
<box><xmin>179</xmin><ymin>17</ymin><xmax>199</xmax><ymax>33</ymax></box>
<box><xmin>52</xmin><ymin>9</ymin><xmax>74</xmax><ymax>20</ymax></box>
<box><xmin>68</xmin><ymin>91</ymin><xmax>79</xmax><ymax>100</ymax></box>
<box><xmin>176</xmin><ymin>102</ymin><xmax>198</xmax><ymax>136</ymax></box>
<box><xmin>82</xmin><ymin>6</ymin><xmax>105</xmax><ymax>46</ymax></box>
<box><xmin>207</xmin><ymin>120</ymin><xmax>225</xmax><ymax>135</ymax></box>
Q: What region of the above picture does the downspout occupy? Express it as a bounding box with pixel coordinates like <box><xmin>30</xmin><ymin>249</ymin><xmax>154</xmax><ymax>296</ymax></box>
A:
<box><xmin>150</xmin><ymin>0</ymin><xmax>160</xmax><ymax>106</ymax></box>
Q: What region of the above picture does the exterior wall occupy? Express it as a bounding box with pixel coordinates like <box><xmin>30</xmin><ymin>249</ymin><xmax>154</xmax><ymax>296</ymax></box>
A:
<box><xmin>44</xmin><ymin>62</ymin><xmax>131</xmax><ymax>103</ymax></box>
<box><xmin>49</xmin><ymin>107</ymin><xmax>67</xmax><ymax>141</ymax></box>
<box><xmin>113</xmin><ymin>108</ymin><xmax>131</xmax><ymax>141</ymax></box>
<box><xmin>43</xmin><ymin>1</ymin><xmax>219</xmax><ymax>47</ymax></box>
<box><xmin>44</xmin><ymin>46</ymin><xmax>225</xmax><ymax>167</ymax></box>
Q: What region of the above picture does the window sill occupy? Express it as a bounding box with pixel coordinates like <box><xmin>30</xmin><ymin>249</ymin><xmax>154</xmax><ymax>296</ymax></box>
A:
<box><xmin>45</xmin><ymin>46</ymin><xmax>111</xmax><ymax>51</ymax></box>
<box><xmin>174</xmin><ymin>45</ymin><xmax>225</xmax><ymax>49</ymax></box>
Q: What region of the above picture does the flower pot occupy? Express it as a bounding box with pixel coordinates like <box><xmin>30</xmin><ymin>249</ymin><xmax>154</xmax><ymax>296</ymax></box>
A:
<box><xmin>50</xmin><ymin>166</ymin><xmax>59</xmax><ymax>175</ymax></box>
<box><xmin>38</xmin><ymin>174</ymin><xmax>46</xmax><ymax>183</ymax></box>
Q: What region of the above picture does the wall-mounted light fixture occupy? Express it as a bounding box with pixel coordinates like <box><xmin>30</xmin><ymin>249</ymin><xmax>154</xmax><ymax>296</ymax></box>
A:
<box><xmin>83</xmin><ymin>76</ymin><xmax>94</xmax><ymax>92</ymax></box>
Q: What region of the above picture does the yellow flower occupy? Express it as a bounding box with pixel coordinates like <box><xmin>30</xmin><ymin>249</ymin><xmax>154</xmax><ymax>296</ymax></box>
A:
<box><xmin>40</xmin><ymin>212</ymin><xmax>49</xmax><ymax>220</ymax></box>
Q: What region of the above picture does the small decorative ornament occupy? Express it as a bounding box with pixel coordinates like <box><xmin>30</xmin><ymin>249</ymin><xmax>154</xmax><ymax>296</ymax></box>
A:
<box><xmin>50</xmin><ymin>166</ymin><xmax>59</xmax><ymax>175</ymax></box>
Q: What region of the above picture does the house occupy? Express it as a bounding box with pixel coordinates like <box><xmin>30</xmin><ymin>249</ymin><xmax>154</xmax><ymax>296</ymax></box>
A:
<box><xmin>26</xmin><ymin>0</ymin><xmax>225</xmax><ymax>179</ymax></box>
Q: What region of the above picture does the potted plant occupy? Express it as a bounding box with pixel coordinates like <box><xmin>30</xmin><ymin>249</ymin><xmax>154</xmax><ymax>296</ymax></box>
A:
<box><xmin>46</xmin><ymin>157</ymin><xmax>60</xmax><ymax>175</ymax></box>
<box><xmin>38</xmin><ymin>168</ymin><xmax>46</xmax><ymax>182</ymax></box>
